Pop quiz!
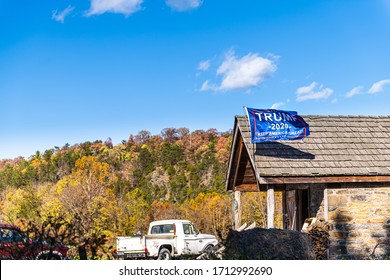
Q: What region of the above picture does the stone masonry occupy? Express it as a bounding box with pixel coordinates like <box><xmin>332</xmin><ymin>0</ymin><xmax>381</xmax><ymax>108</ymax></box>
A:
<box><xmin>326</xmin><ymin>183</ymin><xmax>390</xmax><ymax>260</ymax></box>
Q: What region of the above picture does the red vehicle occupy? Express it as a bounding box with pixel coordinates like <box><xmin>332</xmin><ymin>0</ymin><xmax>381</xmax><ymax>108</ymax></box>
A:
<box><xmin>0</xmin><ymin>223</ymin><xmax>68</xmax><ymax>260</ymax></box>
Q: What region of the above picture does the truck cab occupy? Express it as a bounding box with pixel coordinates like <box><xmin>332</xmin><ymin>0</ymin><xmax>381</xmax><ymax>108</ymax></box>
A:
<box><xmin>115</xmin><ymin>219</ymin><xmax>218</xmax><ymax>260</ymax></box>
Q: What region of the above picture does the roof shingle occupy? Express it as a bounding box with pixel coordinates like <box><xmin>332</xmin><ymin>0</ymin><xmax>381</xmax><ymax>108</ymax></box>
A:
<box><xmin>235</xmin><ymin>115</ymin><xmax>390</xmax><ymax>177</ymax></box>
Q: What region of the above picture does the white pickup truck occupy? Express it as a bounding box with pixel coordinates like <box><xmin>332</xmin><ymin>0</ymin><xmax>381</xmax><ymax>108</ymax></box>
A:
<box><xmin>114</xmin><ymin>220</ymin><xmax>218</xmax><ymax>260</ymax></box>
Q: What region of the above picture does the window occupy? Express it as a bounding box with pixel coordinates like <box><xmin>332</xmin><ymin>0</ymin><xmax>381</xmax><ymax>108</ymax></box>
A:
<box><xmin>151</xmin><ymin>224</ymin><xmax>174</xmax><ymax>234</ymax></box>
<box><xmin>0</xmin><ymin>228</ymin><xmax>24</xmax><ymax>242</ymax></box>
<box><xmin>183</xmin><ymin>224</ymin><xmax>195</xmax><ymax>235</ymax></box>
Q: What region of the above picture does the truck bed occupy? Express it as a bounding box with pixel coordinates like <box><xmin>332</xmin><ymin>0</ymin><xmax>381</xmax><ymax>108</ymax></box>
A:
<box><xmin>116</xmin><ymin>236</ymin><xmax>146</xmax><ymax>258</ymax></box>
<box><xmin>116</xmin><ymin>234</ymin><xmax>177</xmax><ymax>258</ymax></box>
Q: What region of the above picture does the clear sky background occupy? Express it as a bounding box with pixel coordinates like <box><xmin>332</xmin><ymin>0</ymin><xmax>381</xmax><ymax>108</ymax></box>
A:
<box><xmin>1</xmin><ymin>0</ymin><xmax>390</xmax><ymax>160</ymax></box>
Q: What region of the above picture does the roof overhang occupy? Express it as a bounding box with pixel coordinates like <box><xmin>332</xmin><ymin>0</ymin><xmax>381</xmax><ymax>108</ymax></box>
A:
<box><xmin>226</xmin><ymin>115</ymin><xmax>390</xmax><ymax>192</ymax></box>
<box><xmin>233</xmin><ymin>175</ymin><xmax>390</xmax><ymax>192</ymax></box>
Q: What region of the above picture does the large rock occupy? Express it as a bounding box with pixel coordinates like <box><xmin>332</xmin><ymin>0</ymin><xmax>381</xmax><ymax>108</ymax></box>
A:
<box><xmin>223</xmin><ymin>228</ymin><xmax>315</xmax><ymax>260</ymax></box>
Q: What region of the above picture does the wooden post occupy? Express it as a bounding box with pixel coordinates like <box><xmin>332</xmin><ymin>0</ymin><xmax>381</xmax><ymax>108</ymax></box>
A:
<box><xmin>233</xmin><ymin>190</ymin><xmax>242</xmax><ymax>230</ymax></box>
<box><xmin>323</xmin><ymin>186</ymin><xmax>328</xmax><ymax>221</ymax></box>
<box><xmin>324</xmin><ymin>186</ymin><xmax>329</xmax><ymax>259</ymax></box>
<box><xmin>267</xmin><ymin>185</ymin><xmax>275</xmax><ymax>229</ymax></box>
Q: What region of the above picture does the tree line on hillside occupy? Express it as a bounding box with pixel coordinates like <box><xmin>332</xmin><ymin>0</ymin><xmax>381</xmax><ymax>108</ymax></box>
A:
<box><xmin>0</xmin><ymin>127</ymin><xmax>269</xmax><ymax>259</ymax></box>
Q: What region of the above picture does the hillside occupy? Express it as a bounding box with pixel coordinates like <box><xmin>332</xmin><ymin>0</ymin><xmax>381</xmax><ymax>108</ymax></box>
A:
<box><xmin>0</xmin><ymin>127</ymin><xmax>239</xmax><ymax>259</ymax></box>
<box><xmin>0</xmin><ymin>128</ymin><xmax>231</xmax><ymax>202</ymax></box>
<box><xmin>0</xmin><ymin>127</ymin><xmax>272</xmax><ymax>259</ymax></box>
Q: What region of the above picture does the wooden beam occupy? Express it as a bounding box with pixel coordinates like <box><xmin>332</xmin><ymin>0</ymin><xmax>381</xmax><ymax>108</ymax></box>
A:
<box><xmin>232</xmin><ymin>139</ymin><xmax>244</xmax><ymax>188</ymax></box>
<box><xmin>235</xmin><ymin>183</ymin><xmax>258</xmax><ymax>192</ymax></box>
<box><xmin>235</xmin><ymin>175</ymin><xmax>390</xmax><ymax>192</ymax></box>
<box><xmin>233</xmin><ymin>191</ymin><xmax>242</xmax><ymax>230</ymax></box>
<box><xmin>267</xmin><ymin>185</ymin><xmax>275</xmax><ymax>229</ymax></box>
<box><xmin>226</xmin><ymin>124</ymin><xmax>240</xmax><ymax>191</ymax></box>
<box><xmin>259</xmin><ymin>175</ymin><xmax>390</xmax><ymax>185</ymax></box>
<box><xmin>323</xmin><ymin>186</ymin><xmax>328</xmax><ymax>221</ymax></box>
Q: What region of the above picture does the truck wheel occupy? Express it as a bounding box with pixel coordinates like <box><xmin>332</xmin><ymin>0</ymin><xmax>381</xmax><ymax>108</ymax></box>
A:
<box><xmin>157</xmin><ymin>248</ymin><xmax>172</xmax><ymax>260</ymax></box>
<box><xmin>37</xmin><ymin>254</ymin><xmax>61</xmax><ymax>260</ymax></box>
<box><xmin>203</xmin><ymin>245</ymin><xmax>214</xmax><ymax>254</ymax></box>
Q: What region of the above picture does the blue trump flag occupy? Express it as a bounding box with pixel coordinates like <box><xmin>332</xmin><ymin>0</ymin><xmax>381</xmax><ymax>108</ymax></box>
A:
<box><xmin>245</xmin><ymin>107</ymin><xmax>310</xmax><ymax>143</ymax></box>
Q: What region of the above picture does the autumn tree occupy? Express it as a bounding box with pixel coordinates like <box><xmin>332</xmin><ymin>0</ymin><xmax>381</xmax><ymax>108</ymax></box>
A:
<box><xmin>117</xmin><ymin>188</ymin><xmax>151</xmax><ymax>235</ymax></box>
<box><xmin>150</xmin><ymin>200</ymin><xmax>183</xmax><ymax>221</ymax></box>
<box><xmin>0</xmin><ymin>126</ymin><xmax>235</xmax><ymax>259</ymax></box>
<box><xmin>183</xmin><ymin>192</ymin><xmax>232</xmax><ymax>239</ymax></box>
<box><xmin>134</xmin><ymin>130</ymin><xmax>151</xmax><ymax>143</ymax></box>
<box><xmin>59</xmin><ymin>156</ymin><xmax>116</xmax><ymax>259</ymax></box>
<box><xmin>161</xmin><ymin>128</ymin><xmax>178</xmax><ymax>143</ymax></box>
<box><xmin>1</xmin><ymin>187</ymin><xmax>41</xmax><ymax>224</ymax></box>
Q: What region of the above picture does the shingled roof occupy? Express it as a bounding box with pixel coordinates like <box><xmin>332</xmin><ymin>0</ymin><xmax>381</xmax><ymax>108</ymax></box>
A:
<box><xmin>226</xmin><ymin>115</ymin><xmax>390</xmax><ymax>191</ymax></box>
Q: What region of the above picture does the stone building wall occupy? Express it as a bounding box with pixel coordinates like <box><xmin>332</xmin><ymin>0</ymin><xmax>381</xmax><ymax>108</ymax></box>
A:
<box><xmin>326</xmin><ymin>183</ymin><xmax>390</xmax><ymax>260</ymax></box>
<box><xmin>309</xmin><ymin>184</ymin><xmax>325</xmax><ymax>218</ymax></box>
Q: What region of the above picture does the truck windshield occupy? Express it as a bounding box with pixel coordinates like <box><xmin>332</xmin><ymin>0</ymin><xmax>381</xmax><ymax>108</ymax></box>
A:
<box><xmin>151</xmin><ymin>224</ymin><xmax>174</xmax><ymax>234</ymax></box>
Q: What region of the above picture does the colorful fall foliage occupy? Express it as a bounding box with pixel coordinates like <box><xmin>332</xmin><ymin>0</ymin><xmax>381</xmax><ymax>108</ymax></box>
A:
<box><xmin>0</xmin><ymin>128</ymin><xmax>269</xmax><ymax>259</ymax></box>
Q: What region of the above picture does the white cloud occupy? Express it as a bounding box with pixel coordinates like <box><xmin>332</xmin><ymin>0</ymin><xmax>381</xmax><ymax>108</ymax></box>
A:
<box><xmin>52</xmin><ymin>5</ymin><xmax>74</xmax><ymax>23</ymax></box>
<box><xmin>198</xmin><ymin>50</ymin><xmax>277</xmax><ymax>92</ymax></box>
<box><xmin>86</xmin><ymin>0</ymin><xmax>143</xmax><ymax>16</ymax></box>
<box><xmin>296</xmin><ymin>82</ymin><xmax>317</xmax><ymax>95</ymax></box>
<box><xmin>166</xmin><ymin>0</ymin><xmax>203</xmax><ymax>11</ymax></box>
<box><xmin>200</xmin><ymin>80</ymin><xmax>217</xmax><ymax>91</ymax></box>
<box><xmin>368</xmin><ymin>79</ymin><xmax>390</xmax><ymax>94</ymax></box>
<box><xmin>296</xmin><ymin>82</ymin><xmax>333</xmax><ymax>102</ymax></box>
<box><xmin>345</xmin><ymin>86</ymin><xmax>364</xmax><ymax>98</ymax></box>
<box><xmin>271</xmin><ymin>99</ymin><xmax>290</xmax><ymax>109</ymax></box>
<box><xmin>204</xmin><ymin>51</ymin><xmax>276</xmax><ymax>91</ymax></box>
<box><xmin>197</xmin><ymin>60</ymin><xmax>210</xmax><ymax>71</ymax></box>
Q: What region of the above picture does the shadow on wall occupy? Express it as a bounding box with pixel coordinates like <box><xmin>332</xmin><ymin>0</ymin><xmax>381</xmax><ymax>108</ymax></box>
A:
<box><xmin>331</xmin><ymin>211</ymin><xmax>354</xmax><ymax>259</ymax></box>
<box><xmin>332</xmin><ymin>211</ymin><xmax>390</xmax><ymax>260</ymax></box>
<box><xmin>370</xmin><ymin>219</ymin><xmax>390</xmax><ymax>260</ymax></box>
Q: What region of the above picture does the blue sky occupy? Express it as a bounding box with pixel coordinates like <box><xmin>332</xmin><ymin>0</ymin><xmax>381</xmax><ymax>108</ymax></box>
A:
<box><xmin>1</xmin><ymin>0</ymin><xmax>390</xmax><ymax>159</ymax></box>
